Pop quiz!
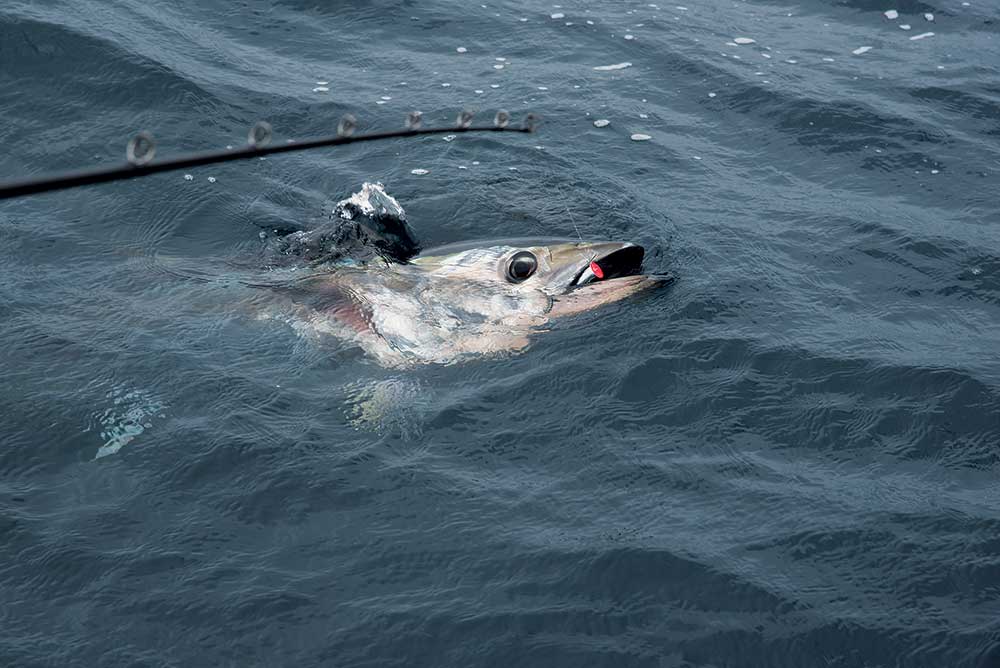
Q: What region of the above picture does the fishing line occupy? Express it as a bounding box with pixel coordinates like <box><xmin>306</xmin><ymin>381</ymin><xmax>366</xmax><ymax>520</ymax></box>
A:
<box><xmin>0</xmin><ymin>110</ymin><xmax>538</xmax><ymax>201</ymax></box>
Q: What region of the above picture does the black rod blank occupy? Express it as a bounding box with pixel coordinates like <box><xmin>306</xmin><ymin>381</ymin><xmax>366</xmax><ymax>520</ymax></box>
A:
<box><xmin>0</xmin><ymin>124</ymin><xmax>533</xmax><ymax>201</ymax></box>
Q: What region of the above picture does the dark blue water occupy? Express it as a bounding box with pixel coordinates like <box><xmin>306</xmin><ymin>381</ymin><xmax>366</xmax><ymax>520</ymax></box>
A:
<box><xmin>2</xmin><ymin>0</ymin><xmax>999</xmax><ymax>666</ymax></box>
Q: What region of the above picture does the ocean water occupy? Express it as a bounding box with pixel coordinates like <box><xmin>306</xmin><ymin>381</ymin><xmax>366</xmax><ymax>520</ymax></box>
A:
<box><xmin>1</xmin><ymin>0</ymin><xmax>999</xmax><ymax>666</ymax></box>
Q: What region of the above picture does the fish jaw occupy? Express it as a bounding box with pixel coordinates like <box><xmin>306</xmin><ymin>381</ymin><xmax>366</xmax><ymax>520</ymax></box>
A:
<box><xmin>548</xmin><ymin>274</ymin><xmax>668</xmax><ymax>318</ymax></box>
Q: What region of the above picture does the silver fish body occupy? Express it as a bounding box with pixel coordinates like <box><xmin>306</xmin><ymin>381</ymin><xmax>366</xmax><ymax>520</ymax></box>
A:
<box><xmin>286</xmin><ymin>237</ymin><xmax>668</xmax><ymax>367</ymax></box>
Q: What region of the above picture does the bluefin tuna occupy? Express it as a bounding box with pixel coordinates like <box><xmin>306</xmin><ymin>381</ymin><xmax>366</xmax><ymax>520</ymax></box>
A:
<box><xmin>270</xmin><ymin>184</ymin><xmax>669</xmax><ymax>367</ymax></box>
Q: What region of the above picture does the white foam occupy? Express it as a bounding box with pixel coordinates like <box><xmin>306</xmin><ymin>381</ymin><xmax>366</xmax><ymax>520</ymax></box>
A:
<box><xmin>475</xmin><ymin>89</ymin><xmax>484</xmax><ymax>94</ymax></box>
<box><xmin>708</xmin><ymin>92</ymin><xmax>717</xmax><ymax>97</ymax></box>
<box><xmin>493</xmin><ymin>64</ymin><xmax>505</xmax><ymax>70</ymax></box>
<box><xmin>381</xmin><ymin>96</ymin><xmax>392</xmax><ymax>100</ymax></box>
<box><xmin>207</xmin><ymin>176</ymin><xmax>217</xmax><ymax>183</ymax></box>
<box><xmin>852</xmin><ymin>46</ymin><xmax>873</xmax><ymax>54</ymax></box>
<box><xmin>537</xmin><ymin>86</ymin><xmax>548</xmax><ymax>90</ymax></box>
<box><xmin>594</xmin><ymin>119</ymin><xmax>610</xmax><ymax>127</ymax></box>
<box><xmin>443</xmin><ymin>135</ymin><xmax>457</xmax><ymax>142</ymax></box>
<box><xmin>639</xmin><ymin>113</ymin><xmax>648</xmax><ymax>118</ymax></box>
<box><xmin>183</xmin><ymin>174</ymin><xmax>193</xmax><ymax>181</ymax></box>
<box><xmin>733</xmin><ymin>37</ymin><xmax>755</xmax><ymax>44</ymax></box>
<box><xmin>456</xmin><ymin>47</ymin><xmax>467</xmax><ymax>53</ymax></box>
<box><xmin>910</xmin><ymin>31</ymin><xmax>934</xmax><ymax>40</ymax></box>
<box><xmin>312</xmin><ymin>86</ymin><xmax>329</xmax><ymax>92</ymax></box>
<box><xmin>495</xmin><ymin>57</ymin><xmax>507</xmax><ymax>61</ymax></box>
<box><xmin>551</xmin><ymin>12</ymin><xmax>565</xmax><ymax>18</ymax></box>
<box><xmin>924</xmin><ymin>12</ymin><xmax>934</xmax><ymax>20</ymax></box>
<box><xmin>490</xmin><ymin>84</ymin><xmax>500</xmax><ymax>88</ymax></box>
<box><xmin>410</xmin><ymin>169</ymin><xmax>430</xmax><ymax>175</ymax></box>
<box><xmin>823</xmin><ymin>57</ymin><xmax>835</xmax><ymax>62</ymax></box>
<box><xmin>884</xmin><ymin>9</ymin><xmax>899</xmax><ymax>19</ymax></box>
<box><xmin>900</xmin><ymin>23</ymin><xmax>911</xmax><ymax>29</ymax></box>
<box><xmin>624</xmin><ymin>34</ymin><xmax>635</xmax><ymax>40</ymax></box>
<box><xmin>593</xmin><ymin>62</ymin><xmax>632</xmax><ymax>71</ymax></box>
<box><xmin>630</xmin><ymin>133</ymin><xmax>652</xmax><ymax>141</ymax></box>
<box><xmin>761</xmin><ymin>53</ymin><xmax>772</xmax><ymax>59</ymax></box>
<box><xmin>316</xmin><ymin>80</ymin><xmax>329</xmax><ymax>85</ymax></box>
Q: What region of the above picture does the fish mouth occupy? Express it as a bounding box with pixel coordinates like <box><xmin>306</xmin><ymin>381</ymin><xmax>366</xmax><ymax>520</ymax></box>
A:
<box><xmin>570</xmin><ymin>243</ymin><xmax>646</xmax><ymax>288</ymax></box>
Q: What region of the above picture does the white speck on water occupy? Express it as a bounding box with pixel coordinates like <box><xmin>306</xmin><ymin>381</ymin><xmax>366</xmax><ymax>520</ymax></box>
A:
<box><xmin>853</xmin><ymin>46</ymin><xmax>873</xmax><ymax>55</ymax></box>
<box><xmin>630</xmin><ymin>133</ymin><xmax>652</xmax><ymax>141</ymax></box>
<box><xmin>316</xmin><ymin>80</ymin><xmax>329</xmax><ymax>85</ymax></box>
<box><xmin>312</xmin><ymin>86</ymin><xmax>329</xmax><ymax>92</ymax></box>
<box><xmin>519</xmin><ymin>17</ymin><xmax>528</xmax><ymax>22</ymax></box>
<box><xmin>493</xmin><ymin>64</ymin><xmax>505</xmax><ymax>70</ymax></box>
<box><xmin>676</xmin><ymin>5</ymin><xmax>688</xmax><ymax>10</ymax></box>
<box><xmin>474</xmin><ymin>89</ymin><xmax>484</xmax><ymax>94</ymax></box>
<box><xmin>456</xmin><ymin>47</ymin><xmax>467</xmax><ymax>53</ymax></box>
<box><xmin>708</xmin><ymin>92</ymin><xmax>717</xmax><ymax>97</ymax></box>
<box><xmin>442</xmin><ymin>82</ymin><xmax>451</xmax><ymax>87</ymax></box>
<box><xmin>587</xmin><ymin>20</ymin><xmax>594</xmax><ymax>24</ymax></box>
<box><xmin>496</xmin><ymin>57</ymin><xmax>507</xmax><ymax>62</ymax></box>
<box><xmin>910</xmin><ymin>31</ymin><xmax>934</xmax><ymax>40</ymax></box>
<box><xmin>931</xmin><ymin>169</ymin><xmax>940</xmax><ymax>174</ymax></box>
<box><xmin>594</xmin><ymin>119</ymin><xmax>611</xmax><ymax>127</ymax></box>
<box><xmin>624</xmin><ymin>34</ymin><xmax>635</xmax><ymax>40</ymax></box>
<box><xmin>226</xmin><ymin>145</ymin><xmax>233</xmax><ymax>150</ymax></box>
<box><xmin>183</xmin><ymin>174</ymin><xmax>193</xmax><ymax>181</ymax></box>
<box><xmin>472</xmin><ymin>161</ymin><xmax>480</xmax><ymax>165</ymax></box>
<box><xmin>443</xmin><ymin>135</ymin><xmax>457</xmax><ymax>142</ymax></box>
<box><xmin>762</xmin><ymin>53</ymin><xmax>772</xmax><ymax>58</ymax></box>
<box><xmin>376</xmin><ymin>100</ymin><xmax>386</xmax><ymax>105</ymax></box>
<box><xmin>937</xmin><ymin>65</ymin><xmax>945</xmax><ymax>69</ymax></box>
<box><xmin>381</xmin><ymin>96</ymin><xmax>392</xmax><ymax>100</ymax></box>
<box><xmin>508</xmin><ymin>167</ymin><xmax>519</xmax><ymax>171</ymax></box>
<box><xmin>593</xmin><ymin>62</ymin><xmax>632</xmax><ymax>71</ymax></box>
<box><xmin>786</xmin><ymin>59</ymin><xmax>798</xmax><ymax>64</ymax></box>
<box><xmin>962</xmin><ymin>2</ymin><xmax>970</xmax><ymax>6</ymax></box>
<box><xmin>207</xmin><ymin>176</ymin><xmax>217</xmax><ymax>183</ymax></box>
<box><xmin>490</xmin><ymin>84</ymin><xmax>500</xmax><ymax>88</ymax></box>
<box><xmin>823</xmin><ymin>57</ymin><xmax>836</xmax><ymax>62</ymax></box>
<box><xmin>924</xmin><ymin>12</ymin><xmax>934</xmax><ymax>20</ymax></box>
<box><xmin>971</xmin><ymin>266</ymin><xmax>982</xmax><ymax>275</ymax></box>
<box><xmin>565</xmin><ymin>21</ymin><xmax>574</xmax><ymax>25</ymax></box>
<box><xmin>538</xmin><ymin>86</ymin><xmax>548</xmax><ymax>90</ymax></box>
<box><xmin>693</xmin><ymin>155</ymin><xmax>702</xmax><ymax>160</ymax></box>
<box><xmin>551</xmin><ymin>12</ymin><xmax>565</xmax><ymax>18</ymax></box>
<box><xmin>725</xmin><ymin>42</ymin><xmax>738</xmax><ymax>47</ymax></box>
<box><xmin>884</xmin><ymin>9</ymin><xmax>899</xmax><ymax>19</ymax></box>
<box><xmin>734</xmin><ymin>37</ymin><xmax>756</xmax><ymax>44</ymax></box>
<box><xmin>639</xmin><ymin>113</ymin><xmax>648</xmax><ymax>118</ymax></box>
<box><xmin>411</xmin><ymin>168</ymin><xmax>429</xmax><ymax>175</ymax></box>
<box><xmin>900</xmin><ymin>23</ymin><xmax>912</xmax><ymax>29</ymax></box>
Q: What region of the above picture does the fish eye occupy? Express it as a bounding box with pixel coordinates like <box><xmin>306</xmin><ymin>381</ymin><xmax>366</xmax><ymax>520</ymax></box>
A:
<box><xmin>505</xmin><ymin>251</ymin><xmax>538</xmax><ymax>283</ymax></box>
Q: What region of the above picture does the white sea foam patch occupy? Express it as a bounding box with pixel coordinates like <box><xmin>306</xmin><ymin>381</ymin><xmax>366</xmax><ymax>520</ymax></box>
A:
<box><xmin>910</xmin><ymin>31</ymin><xmax>934</xmax><ymax>40</ymax></box>
<box><xmin>853</xmin><ymin>46</ymin><xmax>873</xmax><ymax>55</ymax></box>
<box><xmin>593</xmin><ymin>62</ymin><xmax>632</xmax><ymax>71</ymax></box>
<box><xmin>733</xmin><ymin>37</ymin><xmax>755</xmax><ymax>44</ymax></box>
<box><xmin>884</xmin><ymin>9</ymin><xmax>899</xmax><ymax>19</ymax></box>
<box><xmin>93</xmin><ymin>385</ymin><xmax>166</xmax><ymax>459</ymax></box>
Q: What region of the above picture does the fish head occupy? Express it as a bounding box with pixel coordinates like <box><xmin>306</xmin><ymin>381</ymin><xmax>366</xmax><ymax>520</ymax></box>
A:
<box><xmin>407</xmin><ymin>237</ymin><xmax>664</xmax><ymax>319</ymax></box>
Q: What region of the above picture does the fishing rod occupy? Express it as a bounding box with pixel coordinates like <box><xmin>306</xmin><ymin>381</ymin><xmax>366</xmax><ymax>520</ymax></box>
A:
<box><xmin>0</xmin><ymin>109</ymin><xmax>538</xmax><ymax>201</ymax></box>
